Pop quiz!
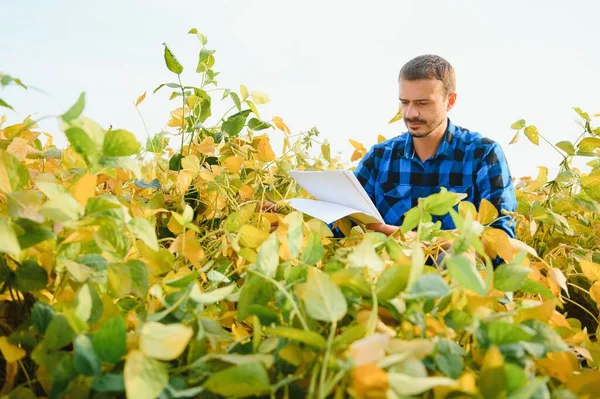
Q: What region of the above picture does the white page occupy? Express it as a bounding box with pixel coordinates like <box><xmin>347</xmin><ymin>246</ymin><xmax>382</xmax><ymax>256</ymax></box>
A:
<box><xmin>287</xmin><ymin>170</ymin><xmax>384</xmax><ymax>224</ymax></box>
<box><xmin>288</xmin><ymin>198</ymin><xmax>383</xmax><ymax>225</ymax></box>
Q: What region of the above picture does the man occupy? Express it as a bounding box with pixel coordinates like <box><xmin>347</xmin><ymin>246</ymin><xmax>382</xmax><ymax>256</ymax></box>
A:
<box><xmin>354</xmin><ymin>54</ymin><xmax>517</xmax><ymax>239</ymax></box>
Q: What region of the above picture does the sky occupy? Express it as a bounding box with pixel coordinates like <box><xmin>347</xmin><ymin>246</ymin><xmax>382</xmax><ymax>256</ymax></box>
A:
<box><xmin>1</xmin><ymin>0</ymin><xmax>599</xmax><ymax>179</ymax></box>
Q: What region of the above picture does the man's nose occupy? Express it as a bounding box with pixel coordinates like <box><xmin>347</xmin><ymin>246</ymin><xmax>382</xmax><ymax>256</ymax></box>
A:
<box><xmin>405</xmin><ymin>104</ymin><xmax>419</xmax><ymax>118</ymax></box>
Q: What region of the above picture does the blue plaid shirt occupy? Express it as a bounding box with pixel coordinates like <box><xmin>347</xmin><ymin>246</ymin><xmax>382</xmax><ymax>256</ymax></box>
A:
<box><xmin>347</xmin><ymin>118</ymin><xmax>517</xmax><ymax>237</ymax></box>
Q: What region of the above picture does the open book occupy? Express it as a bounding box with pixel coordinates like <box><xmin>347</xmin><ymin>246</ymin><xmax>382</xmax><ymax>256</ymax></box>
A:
<box><xmin>286</xmin><ymin>170</ymin><xmax>385</xmax><ymax>225</ymax></box>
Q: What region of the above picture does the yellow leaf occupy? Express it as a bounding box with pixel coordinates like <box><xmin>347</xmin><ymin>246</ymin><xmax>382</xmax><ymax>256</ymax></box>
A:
<box><xmin>351</xmin><ymin>363</ymin><xmax>389</xmax><ymax>398</ymax></box>
<box><xmin>388</xmin><ymin>105</ymin><xmax>403</xmax><ymax>124</ymax></box>
<box><xmin>537</xmin><ymin>352</ymin><xmax>578</xmax><ymax>383</ymax></box>
<box><xmin>515</xmin><ymin>298</ymin><xmax>557</xmax><ymax>323</ymax></box>
<box><xmin>377</xmin><ymin>134</ymin><xmax>386</xmax><ymax>143</ymax></box>
<box><xmin>590</xmin><ymin>281</ymin><xmax>600</xmax><ymax>309</ymax></box>
<box><xmin>239</xmin><ymin>184</ymin><xmax>254</xmax><ymax>200</ymax></box>
<box><xmin>177</xmin><ymin>170</ymin><xmax>193</xmax><ymax>194</ymax></box>
<box><xmin>194</xmin><ymin>136</ymin><xmax>215</xmax><ymax>156</ymax></box>
<box><xmin>478</xmin><ymin>198</ymin><xmax>498</xmax><ymax>225</ymax></box>
<box><xmin>140</xmin><ymin>322</ymin><xmax>193</xmax><ymax>360</ymax></box>
<box><xmin>254</xmin><ymin>136</ymin><xmax>275</xmax><ymax>162</ymax></box>
<box><xmin>7</xmin><ymin>137</ymin><xmax>38</xmax><ymax>161</ymax></box>
<box><xmin>548</xmin><ymin>267</ymin><xmax>569</xmax><ymax>297</ymax></box>
<box><xmin>222</xmin><ymin>156</ymin><xmax>244</xmax><ymax>174</ymax></box>
<box><xmin>580</xmin><ymin>260</ymin><xmax>600</xmax><ymax>282</ymax></box>
<box><xmin>272</xmin><ymin>116</ymin><xmax>290</xmax><ymax>135</ymax></box>
<box><xmin>239</xmin><ymin>224</ymin><xmax>269</xmax><ymax>248</ymax></box>
<box><xmin>167</xmin><ymin>107</ymin><xmax>188</xmax><ymax>128</ymax></box>
<box><xmin>251</xmin><ymin>91</ymin><xmax>270</xmax><ymax>105</ymax></box>
<box><xmin>566</xmin><ymin>370</ymin><xmax>600</xmax><ymax>396</ymax></box>
<box><xmin>186</xmin><ymin>94</ymin><xmax>198</xmax><ymax>109</ymax></box>
<box><xmin>240</xmin><ymin>84</ymin><xmax>249</xmax><ymax>100</ymax></box>
<box><xmin>509</xmin><ymin>131</ymin><xmax>519</xmax><ymax>145</ymax></box>
<box><xmin>349</xmin><ymin>138</ymin><xmax>365</xmax><ymax>151</ymax></box>
<box><xmin>247</xmin><ymin>100</ymin><xmax>260</xmax><ymax>118</ymax></box>
<box><xmin>135</xmin><ymin>91</ymin><xmax>146</xmax><ymax>107</ymax></box>
<box><xmin>0</xmin><ymin>359</ymin><xmax>18</xmax><ymax>395</ymax></box>
<box><xmin>232</xmin><ymin>322</ymin><xmax>250</xmax><ymax>341</ymax></box>
<box><xmin>169</xmin><ymin>230</ymin><xmax>205</xmax><ymax>267</ymax></box>
<box><xmin>70</xmin><ymin>173</ymin><xmax>97</xmax><ymax>206</ymax></box>
<box><xmin>0</xmin><ymin>336</ymin><xmax>26</xmax><ymax>363</ymax></box>
<box><xmin>482</xmin><ymin>228</ymin><xmax>515</xmax><ymax>262</ymax></box>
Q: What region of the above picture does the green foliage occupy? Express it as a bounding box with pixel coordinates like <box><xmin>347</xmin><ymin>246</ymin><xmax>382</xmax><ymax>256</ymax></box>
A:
<box><xmin>0</xmin><ymin>30</ymin><xmax>599</xmax><ymax>399</ymax></box>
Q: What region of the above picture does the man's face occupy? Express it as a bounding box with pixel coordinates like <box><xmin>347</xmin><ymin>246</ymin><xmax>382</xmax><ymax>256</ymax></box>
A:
<box><xmin>398</xmin><ymin>79</ymin><xmax>454</xmax><ymax>138</ymax></box>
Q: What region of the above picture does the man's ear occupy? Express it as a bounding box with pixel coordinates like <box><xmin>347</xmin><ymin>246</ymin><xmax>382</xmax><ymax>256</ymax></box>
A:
<box><xmin>447</xmin><ymin>92</ymin><xmax>457</xmax><ymax>111</ymax></box>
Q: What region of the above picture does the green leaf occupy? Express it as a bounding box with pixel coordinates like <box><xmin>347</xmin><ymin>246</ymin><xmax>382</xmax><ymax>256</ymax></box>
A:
<box><xmin>510</xmin><ymin>119</ymin><xmax>526</xmax><ymax>130</ymax></box>
<box><xmin>0</xmin><ymin>150</ymin><xmax>29</xmax><ymax>192</ymax></box>
<box><xmin>196</xmin><ymin>48</ymin><xmax>215</xmax><ymax>73</ymax></box>
<box><xmin>95</xmin><ymin>221</ymin><xmax>130</xmax><ymax>261</ymax></box>
<box><xmin>92</xmin><ymin>315</ymin><xmax>127</xmax><ymax>363</ymax></box>
<box><xmin>301</xmin><ymin>231</ymin><xmax>324</xmax><ymax>266</ymax></box>
<box><xmin>0</xmin><ymin>217</ymin><xmax>21</xmax><ymax>257</ymax></box>
<box><xmin>347</xmin><ymin>233</ymin><xmax>385</xmax><ymax>273</ymax></box>
<box><xmin>401</xmin><ymin>207</ymin><xmax>421</xmax><ymax>233</ymax></box>
<box><xmin>188</xmin><ymin>28</ymin><xmax>208</xmax><ymax>45</ymax></box>
<box><xmin>45</xmin><ymin>314</ymin><xmax>75</xmax><ymax>350</ymax></box>
<box><xmin>224</xmin><ymin>203</ymin><xmax>257</xmax><ymax>232</ymax></box>
<box><xmin>578</xmin><ymin>137</ymin><xmax>600</xmax><ymax>153</ymax></box>
<box><xmin>125</xmin><ymin>350</ymin><xmax>169</xmax><ymax>399</ymax></box>
<box><xmin>64</xmin><ymin>126</ymin><xmax>98</xmax><ymax>163</ymax></box>
<box><xmin>0</xmin><ymin>97</ymin><xmax>14</xmax><ymax>110</ymax></box>
<box><xmin>32</xmin><ymin>302</ymin><xmax>56</xmax><ymax>335</ymax></box>
<box><xmin>108</xmin><ymin>260</ymin><xmax>149</xmax><ymax>299</ymax></box>
<box><xmin>248</xmin><ymin>118</ymin><xmax>271</xmax><ymax>131</ymax></box>
<box><xmin>510</xmin><ymin>376</ymin><xmax>549</xmax><ymax>399</ymax></box>
<box><xmin>504</xmin><ymin>362</ymin><xmax>527</xmax><ymax>393</ymax></box>
<box><xmin>581</xmin><ymin>175</ymin><xmax>600</xmax><ymax>201</ymax></box>
<box><xmin>238</xmin><ymin>275</ymin><xmax>273</xmax><ymax>320</ymax></box>
<box><xmin>92</xmin><ymin>374</ymin><xmax>125</xmax><ymax>393</ymax></box>
<box><xmin>74</xmin><ymin>334</ymin><xmax>101</xmax><ymax>376</ymax></box>
<box><xmin>221</xmin><ymin>114</ymin><xmax>247</xmax><ymax>137</ymax></box>
<box><xmin>256</xmin><ymin>233</ymin><xmax>279</xmax><ymax>278</ymax></box>
<box><xmin>103</xmin><ymin>129</ymin><xmax>141</xmax><ymax>156</ymax></box>
<box><xmin>493</xmin><ymin>263</ymin><xmax>531</xmax><ymax>292</ymax></box>
<box><xmin>524</xmin><ymin>125</ymin><xmax>539</xmax><ymax>145</ymax></box>
<box><xmin>524</xmin><ymin>319</ymin><xmax>569</xmax><ymax>353</ymax></box>
<box><xmin>39</xmin><ymin>193</ymin><xmax>83</xmax><ymax>222</ymax></box>
<box><xmin>128</xmin><ymin>218</ymin><xmax>159</xmax><ymax>251</ymax></box>
<box><xmin>203</xmin><ymin>363</ymin><xmax>270</xmax><ymax>397</ymax></box>
<box><xmin>286</xmin><ymin>212</ymin><xmax>303</xmax><ymax>258</ymax></box>
<box><xmin>263</xmin><ymin>326</ymin><xmax>326</xmax><ymax>349</ymax></box>
<box><xmin>230</xmin><ymin>92</ymin><xmax>242</xmax><ymax>111</ymax></box>
<box><xmin>487</xmin><ymin>321</ymin><xmax>535</xmax><ymax>346</ymax></box>
<box><xmin>15</xmin><ymin>260</ymin><xmax>48</xmax><ymax>291</ymax></box>
<box><xmin>164</xmin><ymin>270</ymin><xmax>199</xmax><ymax>287</ymax></box>
<box><xmin>447</xmin><ymin>254</ymin><xmax>486</xmax><ymax>295</ymax></box>
<box><xmin>299</xmin><ymin>267</ymin><xmax>347</xmax><ymax>322</ymax></box>
<box><xmin>376</xmin><ymin>265</ymin><xmax>410</xmax><ymax>301</ymax></box>
<box><xmin>405</xmin><ymin>274</ymin><xmax>450</xmax><ymax>300</ymax></box>
<box><xmin>61</xmin><ymin>92</ymin><xmax>86</xmax><ymax>122</ymax></box>
<box><xmin>422</xmin><ymin>188</ymin><xmax>461</xmax><ymax>215</ymax></box>
<box><xmin>520</xmin><ymin>278</ymin><xmax>554</xmax><ymax>300</ymax></box>
<box><xmin>556</xmin><ymin>141</ymin><xmax>575</xmax><ymax>155</ymax></box>
<box><xmin>163</xmin><ymin>43</ymin><xmax>184</xmax><ymax>74</ymax></box>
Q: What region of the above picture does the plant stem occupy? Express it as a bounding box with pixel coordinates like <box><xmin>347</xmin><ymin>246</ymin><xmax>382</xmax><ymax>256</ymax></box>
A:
<box><xmin>247</xmin><ymin>269</ymin><xmax>310</xmax><ymax>331</ymax></box>
<box><xmin>319</xmin><ymin>319</ymin><xmax>337</xmax><ymax>399</ymax></box>
<box><xmin>367</xmin><ymin>285</ymin><xmax>378</xmax><ymax>336</ymax></box>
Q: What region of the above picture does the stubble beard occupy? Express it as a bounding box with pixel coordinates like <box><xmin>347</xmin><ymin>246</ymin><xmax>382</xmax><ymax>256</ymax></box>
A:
<box><xmin>407</xmin><ymin>117</ymin><xmax>446</xmax><ymax>139</ymax></box>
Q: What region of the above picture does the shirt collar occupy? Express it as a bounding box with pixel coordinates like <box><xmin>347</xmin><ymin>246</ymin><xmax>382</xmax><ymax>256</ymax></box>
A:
<box><xmin>403</xmin><ymin>118</ymin><xmax>456</xmax><ymax>160</ymax></box>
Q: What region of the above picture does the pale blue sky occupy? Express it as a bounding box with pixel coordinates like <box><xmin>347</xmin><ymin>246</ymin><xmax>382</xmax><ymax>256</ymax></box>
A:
<box><xmin>1</xmin><ymin>0</ymin><xmax>599</xmax><ymax>178</ymax></box>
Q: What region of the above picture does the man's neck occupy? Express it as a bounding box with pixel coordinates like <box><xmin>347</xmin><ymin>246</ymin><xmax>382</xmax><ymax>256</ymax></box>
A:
<box><xmin>412</xmin><ymin>118</ymin><xmax>448</xmax><ymax>162</ymax></box>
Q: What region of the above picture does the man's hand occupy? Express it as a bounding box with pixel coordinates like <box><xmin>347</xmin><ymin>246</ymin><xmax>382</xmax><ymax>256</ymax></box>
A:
<box><xmin>366</xmin><ymin>223</ymin><xmax>400</xmax><ymax>236</ymax></box>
